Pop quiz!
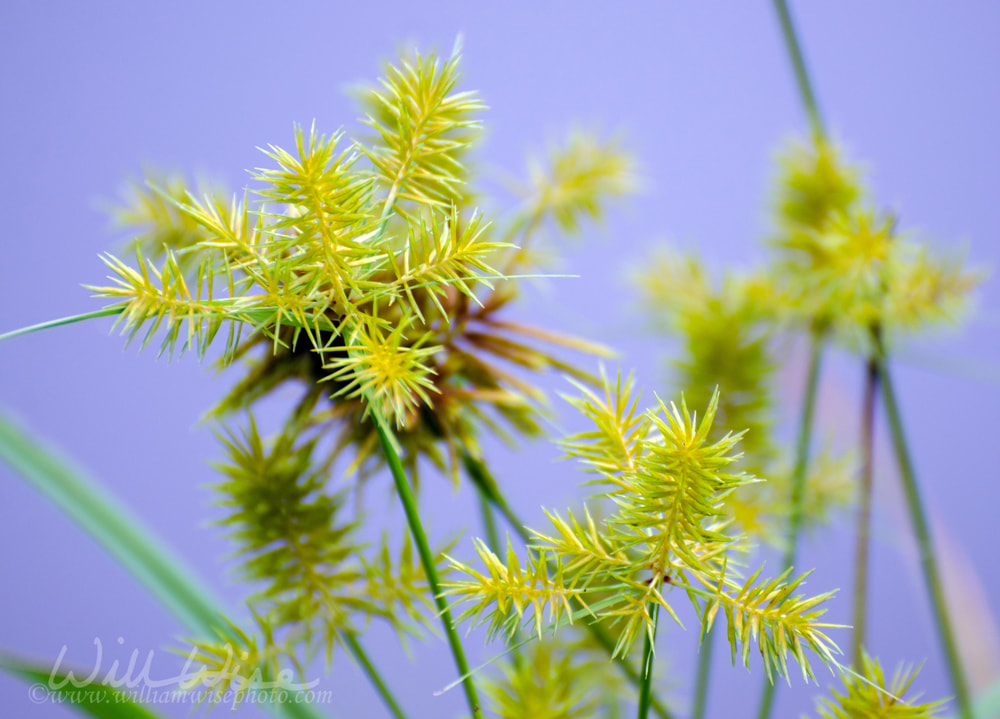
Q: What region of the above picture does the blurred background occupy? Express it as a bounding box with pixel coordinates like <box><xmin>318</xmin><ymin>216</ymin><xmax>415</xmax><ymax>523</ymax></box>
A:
<box><xmin>1</xmin><ymin>2</ymin><xmax>998</xmax><ymax>717</ymax></box>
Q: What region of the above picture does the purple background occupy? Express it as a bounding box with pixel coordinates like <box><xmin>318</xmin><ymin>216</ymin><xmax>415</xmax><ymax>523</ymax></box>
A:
<box><xmin>1</xmin><ymin>2</ymin><xmax>998</xmax><ymax>717</ymax></box>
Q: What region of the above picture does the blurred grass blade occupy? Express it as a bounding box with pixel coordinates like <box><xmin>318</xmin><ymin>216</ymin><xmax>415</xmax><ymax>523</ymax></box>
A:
<box><xmin>973</xmin><ymin>681</ymin><xmax>1000</xmax><ymax>719</ymax></box>
<box><xmin>0</xmin><ymin>409</ymin><xmax>327</xmax><ymax>719</ymax></box>
<box><xmin>0</xmin><ymin>652</ymin><xmax>163</xmax><ymax>719</ymax></box>
<box><xmin>944</xmin><ymin>680</ymin><xmax>1000</xmax><ymax>719</ymax></box>
<box><xmin>0</xmin><ymin>409</ymin><xmax>228</xmax><ymax>638</ymax></box>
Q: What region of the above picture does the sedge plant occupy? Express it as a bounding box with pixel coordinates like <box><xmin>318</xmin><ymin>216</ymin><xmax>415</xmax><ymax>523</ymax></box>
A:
<box><xmin>0</xmin><ymin>10</ymin><xmax>986</xmax><ymax>719</ymax></box>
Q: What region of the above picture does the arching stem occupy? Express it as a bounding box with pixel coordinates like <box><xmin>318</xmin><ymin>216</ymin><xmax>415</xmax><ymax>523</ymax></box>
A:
<box><xmin>772</xmin><ymin>0</ymin><xmax>824</xmax><ymax>140</ymax></box>
<box><xmin>878</xmin><ymin>358</ymin><xmax>972</xmax><ymax>719</ymax></box>
<box><xmin>342</xmin><ymin>633</ymin><xmax>409</xmax><ymax>719</ymax></box>
<box><xmin>375</xmin><ymin>421</ymin><xmax>483</xmax><ymax>719</ymax></box>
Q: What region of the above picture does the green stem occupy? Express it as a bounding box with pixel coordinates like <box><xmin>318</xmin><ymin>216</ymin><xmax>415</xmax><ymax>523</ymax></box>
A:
<box><xmin>0</xmin><ymin>307</ymin><xmax>124</xmax><ymax>342</ymax></box>
<box><xmin>782</xmin><ymin>338</ymin><xmax>823</xmax><ymax>572</ymax></box>
<box><xmin>878</xmin><ymin>358</ymin><xmax>972</xmax><ymax>719</ymax></box>
<box><xmin>459</xmin><ymin>451</ymin><xmax>675</xmax><ymax>719</ymax></box>
<box><xmin>588</xmin><ymin>619</ymin><xmax>673</xmax><ymax>719</ymax></box>
<box><xmin>637</xmin><ymin>603</ymin><xmax>660</xmax><ymax>719</ymax></box>
<box><xmin>756</xmin><ymin>337</ymin><xmax>823</xmax><ymax>719</ymax></box>
<box><xmin>374</xmin><ymin>421</ymin><xmax>484</xmax><ymax>719</ymax></box>
<box><xmin>691</xmin><ymin>628</ymin><xmax>715</xmax><ymax>719</ymax></box>
<box><xmin>851</xmin><ymin>356</ymin><xmax>880</xmax><ymax>666</ymax></box>
<box><xmin>772</xmin><ymin>0</ymin><xmax>824</xmax><ymax>140</ymax></box>
<box><xmin>461</xmin><ymin>451</ymin><xmax>525</xmax><ymax>536</ymax></box>
<box><xmin>342</xmin><ymin>633</ymin><xmax>408</xmax><ymax>719</ymax></box>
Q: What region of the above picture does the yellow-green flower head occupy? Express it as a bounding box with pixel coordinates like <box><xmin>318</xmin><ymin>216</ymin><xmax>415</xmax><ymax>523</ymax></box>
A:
<box><xmin>779</xmin><ymin>209</ymin><xmax>894</xmax><ymax>327</ymax></box>
<box><xmin>816</xmin><ymin>654</ymin><xmax>943</xmax><ymax>718</ymax></box>
<box><xmin>633</xmin><ymin>250</ymin><xmax>776</xmax><ymax>474</ymax></box>
<box><xmin>447</xmin><ymin>379</ymin><xmax>842</xmax><ymax>683</ymax></box>
<box><xmin>769</xmin><ymin>136</ymin><xmax>982</xmax><ymax>349</ymax></box>
<box><xmin>774</xmin><ymin>207</ymin><xmax>981</xmax><ymax>350</ymax></box>
<box><xmin>482</xmin><ymin>635</ymin><xmax>625</xmax><ymax>718</ymax></box>
<box><xmin>523</xmin><ymin>131</ymin><xmax>638</xmax><ymax>235</ymax></box>
<box><xmin>91</xmin><ymin>46</ymin><xmax>632</xmax><ymax>490</ymax></box>
<box><xmin>774</xmin><ymin>138</ymin><xmax>864</xmax><ymax>235</ymax></box>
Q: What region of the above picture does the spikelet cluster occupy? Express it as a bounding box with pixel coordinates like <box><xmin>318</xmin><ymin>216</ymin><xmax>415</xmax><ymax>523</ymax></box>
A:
<box><xmin>774</xmin><ymin>138</ymin><xmax>863</xmax><ymax>237</ymax></box>
<box><xmin>633</xmin><ymin>249</ymin><xmax>854</xmax><ymax>542</ymax></box>
<box><xmin>520</xmin><ymin>130</ymin><xmax>637</xmax><ymax>235</ymax></box>
<box><xmin>623</xmin><ymin>134</ymin><xmax>970</xmax><ymax>715</ymax></box>
<box><xmin>816</xmin><ymin>655</ymin><xmax>943</xmax><ymax>718</ymax></box>
<box><xmin>112</xmin><ymin>172</ymin><xmax>229</xmax><ymax>272</ymax></box>
<box><xmin>633</xmin><ymin>251</ymin><xmax>776</xmax><ymax>476</ymax></box>
<box><xmin>98</xmin><ymin>47</ymin><xmax>632</xmax><ymax>490</ymax></box>
<box><xmin>178</xmin><ymin>614</ymin><xmax>290</xmax><ymax>708</ymax></box>
<box><xmin>212</xmin><ymin>417</ymin><xmax>444</xmax><ymax>661</ymax></box>
<box><xmin>446</xmin><ymin>375</ymin><xmax>841</xmax><ymax>683</ymax></box>
<box><xmin>771</xmin><ymin>139</ymin><xmax>981</xmax><ymax>350</ymax></box>
<box><xmin>482</xmin><ymin>634</ymin><xmax>627</xmax><ymax>718</ymax></box>
<box><xmin>634</xmin><ymin>133</ymin><xmax>978</xmax><ymax>548</ymax></box>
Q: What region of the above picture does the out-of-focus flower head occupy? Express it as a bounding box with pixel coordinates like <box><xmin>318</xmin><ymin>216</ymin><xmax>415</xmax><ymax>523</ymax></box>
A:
<box><xmin>774</xmin><ymin>137</ymin><xmax>864</xmax><ymax>237</ymax></box>
<box><xmin>770</xmin><ymin>137</ymin><xmax>982</xmax><ymax>352</ymax></box>
<box><xmin>634</xmin><ymin>249</ymin><xmax>854</xmax><ymax>542</ymax></box>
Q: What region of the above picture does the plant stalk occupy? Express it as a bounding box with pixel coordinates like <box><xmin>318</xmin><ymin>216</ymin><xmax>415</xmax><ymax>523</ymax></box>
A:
<box><xmin>342</xmin><ymin>633</ymin><xmax>408</xmax><ymax>719</ymax></box>
<box><xmin>756</xmin><ymin>337</ymin><xmax>823</xmax><ymax>719</ymax></box>
<box><xmin>589</xmin><ymin>618</ymin><xmax>673</xmax><ymax>719</ymax></box>
<box><xmin>375</xmin><ymin>420</ymin><xmax>484</xmax><ymax>719</ymax></box>
<box><xmin>878</xmin><ymin>358</ymin><xmax>972</xmax><ymax>719</ymax></box>
<box><xmin>781</xmin><ymin>338</ymin><xmax>824</xmax><ymax>572</ymax></box>
<box><xmin>691</xmin><ymin>629</ymin><xmax>715</xmax><ymax>719</ymax></box>
<box><xmin>772</xmin><ymin>0</ymin><xmax>824</xmax><ymax>140</ymax></box>
<box><xmin>637</xmin><ymin>602</ymin><xmax>660</xmax><ymax>719</ymax></box>
<box><xmin>851</xmin><ymin>355</ymin><xmax>880</xmax><ymax>666</ymax></box>
<box><xmin>0</xmin><ymin>307</ymin><xmax>124</xmax><ymax>342</ymax></box>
